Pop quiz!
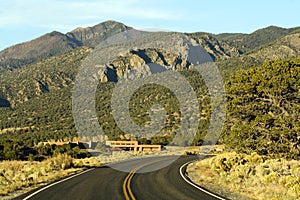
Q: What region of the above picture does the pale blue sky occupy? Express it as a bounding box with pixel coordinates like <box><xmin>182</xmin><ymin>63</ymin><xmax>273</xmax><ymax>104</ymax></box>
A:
<box><xmin>0</xmin><ymin>0</ymin><xmax>299</xmax><ymax>50</ymax></box>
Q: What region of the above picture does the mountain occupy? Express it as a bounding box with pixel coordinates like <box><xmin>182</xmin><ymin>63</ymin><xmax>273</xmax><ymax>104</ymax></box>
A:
<box><xmin>0</xmin><ymin>31</ymin><xmax>78</xmax><ymax>71</ymax></box>
<box><xmin>216</xmin><ymin>28</ymin><xmax>300</xmax><ymax>78</ymax></box>
<box><xmin>0</xmin><ymin>47</ymin><xmax>92</xmax><ymax>106</ymax></box>
<box><xmin>248</xmin><ymin>32</ymin><xmax>300</xmax><ymax>60</ymax></box>
<box><xmin>177</xmin><ymin>26</ymin><xmax>300</xmax><ymax>62</ymax></box>
<box><xmin>1</xmin><ymin>22</ymin><xmax>300</xmax><ymax>107</ymax></box>
<box><xmin>217</xmin><ymin>26</ymin><xmax>300</xmax><ymax>53</ymax></box>
<box><xmin>0</xmin><ymin>21</ymin><xmax>300</xmax><ymax>161</ymax></box>
<box><xmin>187</xmin><ymin>32</ymin><xmax>241</xmax><ymax>60</ymax></box>
<box><xmin>66</xmin><ymin>20</ymin><xmax>130</xmax><ymax>47</ymax></box>
<box><xmin>1</xmin><ymin>23</ymin><xmax>297</xmax><ymax>74</ymax></box>
<box><xmin>0</xmin><ymin>20</ymin><xmax>131</xmax><ymax>72</ymax></box>
<box><xmin>1</xmin><ymin>22</ymin><xmax>299</xmax><ymax>73</ymax></box>
<box><xmin>0</xmin><ymin>46</ymin><xmax>209</xmax><ymax>144</ymax></box>
<box><xmin>0</xmin><ymin>46</ymin><xmax>194</xmax><ymax>107</ymax></box>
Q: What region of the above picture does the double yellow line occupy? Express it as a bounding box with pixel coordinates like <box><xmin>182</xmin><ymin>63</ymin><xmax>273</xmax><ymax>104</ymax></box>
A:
<box><xmin>123</xmin><ymin>165</ymin><xmax>139</xmax><ymax>200</ymax></box>
<box><xmin>122</xmin><ymin>157</ymin><xmax>171</xmax><ymax>200</ymax></box>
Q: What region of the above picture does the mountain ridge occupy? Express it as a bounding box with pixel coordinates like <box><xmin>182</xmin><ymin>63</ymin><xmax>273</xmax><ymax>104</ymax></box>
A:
<box><xmin>1</xmin><ymin>21</ymin><xmax>300</xmax><ymax>107</ymax></box>
<box><xmin>0</xmin><ymin>20</ymin><xmax>131</xmax><ymax>72</ymax></box>
<box><xmin>1</xmin><ymin>21</ymin><xmax>300</xmax><ymax>72</ymax></box>
<box><xmin>0</xmin><ymin>21</ymin><xmax>299</xmax><ymax>161</ymax></box>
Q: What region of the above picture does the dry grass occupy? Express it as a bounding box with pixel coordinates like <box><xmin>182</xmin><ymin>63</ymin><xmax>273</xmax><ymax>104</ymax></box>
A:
<box><xmin>187</xmin><ymin>152</ymin><xmax>300</xmax><ymax>200</ymax></box>
<box><xmin>0</xmin><ymin>154</ymin><xmax>101</xmax><ymax>198</ymax></box>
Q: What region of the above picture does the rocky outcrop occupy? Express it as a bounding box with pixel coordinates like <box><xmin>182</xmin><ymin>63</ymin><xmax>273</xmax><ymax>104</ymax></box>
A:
<box><xmin>188</xmin><ymin>33</ymin><xmax>241</xmax><ymax>60</ymax></box>
<box><xmin>100</xmin><ymin>48</ymin><xmax>191</xmax><ymax>82</ymax></box>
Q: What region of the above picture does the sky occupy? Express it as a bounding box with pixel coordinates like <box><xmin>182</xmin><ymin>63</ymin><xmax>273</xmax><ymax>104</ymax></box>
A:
<box><xmin>0</xmin><ymin>0</ymin><xmax>299</xmax><ymax>50</ymax></box>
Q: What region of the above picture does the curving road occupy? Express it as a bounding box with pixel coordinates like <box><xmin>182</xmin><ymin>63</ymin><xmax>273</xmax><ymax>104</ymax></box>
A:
<box><xmin>16</xmin><ymin>155</ymin><xmax>225</xmax><ymax>200</ymax></box>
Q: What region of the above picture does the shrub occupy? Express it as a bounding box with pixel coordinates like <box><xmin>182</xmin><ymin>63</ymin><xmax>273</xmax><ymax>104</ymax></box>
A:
<box><xmin>46</xmin><ymin>153</ymin><xmax>73</xmax><ymax>170</ymax></box>
<box><xmin>194</xmin><ymin>152</ymin><xmax>300</xmax><ymax>199</ymax></box>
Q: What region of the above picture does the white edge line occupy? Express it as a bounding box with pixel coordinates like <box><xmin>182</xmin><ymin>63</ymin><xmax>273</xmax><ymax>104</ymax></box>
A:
<box><xmin>179</xmin><ymin>160</ymin><xmax>226</xmax><ymax>200</ymax></box>
<box><xmin>23</xmin><ymin>168</ymin><xmax>95</xmax><ymax>200</ymax></box>
<box><xmin>23</xmin><ymin>156</ymin><xmax>166</xmax><ymax>199</ymax></box>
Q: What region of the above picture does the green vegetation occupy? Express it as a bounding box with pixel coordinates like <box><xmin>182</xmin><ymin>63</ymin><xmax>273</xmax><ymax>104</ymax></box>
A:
<box><xmin>219</xmin><ymin>26</ymin><xmax>299</xmax><ymax>53</ymax></box>
<box><xmin>0</xmin><ymin>23</ymin><xmax>300</xmax><ymax>164</ymax></box>
<box><xmin>1</xmin><ymin>22</ymin><xmax>300</xmax><ymax>199</ymax></box>
<box><xmin>1</xmin><ymin>54</ymin><xmax>300</xmax><ymax>161</ymax></box>
<box><xmin>96</xmin><ymin>69</ymin><xmax>211</xmax><ymax>143</ymax></box>
<box><xmin>0</xmin><ymin>46</ymin><xmax>91</xmax><ymax>106</ymax></box>
<box><xmin>0</xmin><ymin>68</ymin><xmax>211</xmax><ymax>160</ymax></box>
<box><xmin>187</xmin><ymin>58</ymin><xmax>300</xmax><ymax>199</ymax></box>
<box><xmin>0</xmin><ymin>138</ymin><xmax>91</xmax><ymax>161</ymax></box>
<box><xmin>222</xmin><ymin>59</ymin><xmax>300</xmax><ymax>159</ymax></box>
<box><xmin>187</xmin><ymin>152</ymin><xmax>300</xmax><ymax>200</ymax></box>
<box><xmin>0</xmin><ymin>43</ymin><xmax>214</xmax><ymax>156</ymax></box>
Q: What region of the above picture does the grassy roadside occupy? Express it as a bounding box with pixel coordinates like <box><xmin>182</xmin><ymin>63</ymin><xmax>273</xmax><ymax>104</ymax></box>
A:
<box><xmin>0</xmin><ymin>154</ymin><xmax>101</xmax><ymax>199</ymax></box>
<box><xmin>186</xmin><ymin>152</ymin><xmax>300</xmax><ymax>200</ymax></box>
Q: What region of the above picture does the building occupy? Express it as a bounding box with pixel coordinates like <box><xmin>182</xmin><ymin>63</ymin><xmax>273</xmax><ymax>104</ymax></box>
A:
<box><xmin>105</xmin><ymin>141</ymin><xmax>161</xmax><ymax>152</ymax></box>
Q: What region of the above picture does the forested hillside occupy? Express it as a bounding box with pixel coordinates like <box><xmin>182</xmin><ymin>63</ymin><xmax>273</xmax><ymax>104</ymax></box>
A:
<box><xmin>0</xmin><ymin>22</ymin><xmax>300</xmax><ymax>161</ymax></box>
<box><xmin>1</xmin><ymin>57</ymin><xmax>299</xmax><ymax>160</ymax></box>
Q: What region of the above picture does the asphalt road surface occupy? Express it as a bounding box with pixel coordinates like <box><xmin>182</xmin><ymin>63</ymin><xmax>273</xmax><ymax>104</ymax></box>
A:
<box><xmin>16</xmin><ymin>155</ymin><xmax>225</xmax><ymax>200</ymax></box>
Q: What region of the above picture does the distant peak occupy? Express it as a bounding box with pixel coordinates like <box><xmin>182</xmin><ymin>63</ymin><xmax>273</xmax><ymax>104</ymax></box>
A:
<box><xmin>266</xmin><ymin>25</ymin><xmax>284</xmax><ymax>29</ymax></box>
<box><xmin>48</xmin><ymin>31</ymin><xmax>64</xmax><ymax>36</ymax></box>
<box><xmin>102</xmin><ymin>20</ymin><xmax>124</xmax><ymax>24</ymax></box>
<box><xmin>70</xmin><ymin>20</ymin><xmax>130</xmax><ymax>33</ymax></box>
<box><xmin>92</xmin><ymin>20</ymin><xmax>130</xmax><ymax>30</ymax></box>
<box><xmin>72</xmin><ymin>27</ymin><xmax>84</xmax><ymax>32</ymax></box>
<box><xmin>252</xmin><ymin>25</ymin><xmax>286</xmax><ymax>34</ymax></box>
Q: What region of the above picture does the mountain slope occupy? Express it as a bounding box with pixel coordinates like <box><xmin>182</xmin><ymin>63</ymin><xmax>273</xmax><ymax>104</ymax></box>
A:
<box><xmin>0</xmin><ymin>46</ymin><xmax>194</xmax><ymax>107</ymax></box>
<box><xmin>222</xmin><ymin>26</ymin><xmax>300</xmax><ymax>53</ymax></box>
<box><xmin>217</xmin><ymin>30</ymin><xmax>300</xmax><ymax>79</ymax></box>
<box><xmin>1</xmin><ymin>22</ymin><xmax>300</xmax><ymax>73</ymax></box>
<box><xmin>0</xmin><ymin>31</ymin><xmax>79</xmax><ymax>71</ymax></box>
<box><xmin>0</xmin><ymin>47</ymin><xmax>92</xmax><ymax>106</ymax></box>
<box><xmin>188</xmin><ymin>32</ymin><xmax>241</xmax><ymax>60</ymax></box>
<box><xmin>0</xmin><ymin>21</ymin><xmax>131</xmax><ymax>71</ymax></box>
<box><xmin>248</xmin><ymin>32</ymin><xmax>300</xmax><ymax>60</ymax></box>
<box><xmin>2</xmin><ymin>25</ymin><xmax>300</xmax><ymax>107</ymax></box>
<box><xmin>0</xmin><ymin>22</ymin><xmax>300</xmax><ymax>161</ymax></box>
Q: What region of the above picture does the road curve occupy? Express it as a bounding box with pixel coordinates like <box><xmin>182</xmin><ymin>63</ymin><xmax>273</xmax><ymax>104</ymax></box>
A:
<box><xmin>16</xmin><ymin>155</ymin><xmax>225</xmax><ymax>200</ymax></box>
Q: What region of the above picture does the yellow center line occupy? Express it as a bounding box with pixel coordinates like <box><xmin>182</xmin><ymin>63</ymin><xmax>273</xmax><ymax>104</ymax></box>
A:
<box><xmin>122</xmin><ymin>157</ymin><xmax>172</xmax><ymax>200</ymax></box>
<box><xmin>123</xmin><ymin>172</ymin><xmax>132</xmax><ymax>200</ymax></box>
<box><xmin>127</xmin><ymin>169</ymin><xmax>137</xmax><ymax>200</ymax></box>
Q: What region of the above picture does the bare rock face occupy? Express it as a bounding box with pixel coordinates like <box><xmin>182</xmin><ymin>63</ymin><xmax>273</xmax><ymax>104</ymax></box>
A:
<box><xmin>99</xmin><ymin>48</ymin><xmax>192</xmax><ymax>82</ymax></box>
<box><xmin>188</xmin><ymin>33</ymin><xmax>241</xmax><ymax>61</ymax></box>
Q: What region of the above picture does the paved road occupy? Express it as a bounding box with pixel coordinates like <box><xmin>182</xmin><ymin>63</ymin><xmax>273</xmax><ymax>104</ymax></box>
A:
<box><xmin>16</xmin><ymin>155</ymin><xmax>224</xmax><ymax>200</ymax></box>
